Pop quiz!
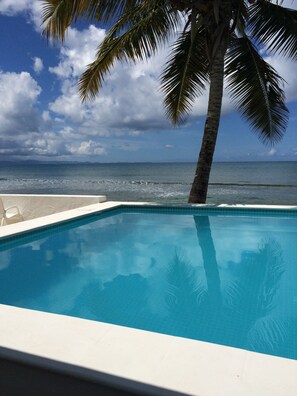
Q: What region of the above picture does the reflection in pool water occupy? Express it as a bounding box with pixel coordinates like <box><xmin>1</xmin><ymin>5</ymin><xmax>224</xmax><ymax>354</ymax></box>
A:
<box><xmin>0</xmin><ymin>209</ymin><xmax>296</xmax><ymax>360</ymax></box>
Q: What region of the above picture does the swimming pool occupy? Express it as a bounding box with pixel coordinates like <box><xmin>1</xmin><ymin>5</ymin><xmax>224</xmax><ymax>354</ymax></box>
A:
<box><xmin>1</xmin><ymin>206</ymin><xmax>296</xmax><ymax>361</ymax></box>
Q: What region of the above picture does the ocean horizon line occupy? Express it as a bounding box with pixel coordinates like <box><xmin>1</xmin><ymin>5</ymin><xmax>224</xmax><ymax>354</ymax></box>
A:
<box><xmin>0</xmin><ymin>160</ymin><xmax>296</xmax><ymax>166</ymax></box>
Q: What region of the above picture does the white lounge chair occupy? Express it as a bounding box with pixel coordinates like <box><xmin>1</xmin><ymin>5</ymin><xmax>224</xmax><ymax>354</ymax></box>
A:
<box><xmin>0</xmin><ymin>198</ymin><xmax>24</xmax><ymax>226</ymax></box>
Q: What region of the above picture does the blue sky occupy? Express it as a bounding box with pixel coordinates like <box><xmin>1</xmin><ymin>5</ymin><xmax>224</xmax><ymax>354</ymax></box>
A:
<box><xmin>0</xmin><ymin>1</ymin><xmax>296</xmax><ymax>163</ymax></box>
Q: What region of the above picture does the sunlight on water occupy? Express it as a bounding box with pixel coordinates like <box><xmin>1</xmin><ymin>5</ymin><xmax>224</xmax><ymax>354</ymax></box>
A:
<box><xmin>0</xmin><ymin>208</ymin><xmax>296</xmax><ymax>360</ymax></box>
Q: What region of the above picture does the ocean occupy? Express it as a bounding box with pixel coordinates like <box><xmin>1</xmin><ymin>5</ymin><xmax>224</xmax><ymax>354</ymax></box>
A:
<box><xmin>0</xmin><ymin>162</ymin><xmax>296</xmax><ymax>205</ymax></box>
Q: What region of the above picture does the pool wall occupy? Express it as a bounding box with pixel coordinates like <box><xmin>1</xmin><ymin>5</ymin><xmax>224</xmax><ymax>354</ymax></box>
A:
<box><xmin>0</xmin><ymin>343</ymin><xmax>181</xmax><ymax>396</ymax></box>
<box><xmin>0</xmin><ymin>194</ymin><xmax>106</xmax><ymax>222</ymax></box>
<box><xmin>0</xmin><ymin>200</ymin><xmax>297</xmax><ymax>395</ymax></box>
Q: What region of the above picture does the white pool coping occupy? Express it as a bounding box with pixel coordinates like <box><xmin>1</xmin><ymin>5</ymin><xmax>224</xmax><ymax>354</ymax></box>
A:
<box><xmin>0</xmin><ymin>193</ymin><xmax>107</xmax><ymax>223</ymax></box>
<box><xmin>0</xmin><ymin>202</ymin><xmax>297</xmax><ymax>395</ymax></box>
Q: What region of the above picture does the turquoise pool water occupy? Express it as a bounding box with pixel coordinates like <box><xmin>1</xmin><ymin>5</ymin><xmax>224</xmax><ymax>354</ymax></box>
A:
<box><xmin>0</xmin><ymin>207</ymin><xmax>296</xmax><ymax>360</ymax></box>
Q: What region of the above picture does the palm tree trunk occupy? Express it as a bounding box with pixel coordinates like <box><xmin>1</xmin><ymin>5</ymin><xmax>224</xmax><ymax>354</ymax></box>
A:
<box><xmin>188</xmin><ymin>36</ymin><xmax>228</xmax><ymax>204</ymax></box>
<box><xmin>194</xmin><ymin>215</ymin><xmax>221</xmax><ymax>304</ymax></box>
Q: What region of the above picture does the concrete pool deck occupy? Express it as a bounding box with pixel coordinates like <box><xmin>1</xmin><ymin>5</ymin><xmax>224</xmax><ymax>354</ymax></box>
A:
<box><xmin>0</xmin><ymin>198</ymin><xmax>297</xmax><ymax>395</ymax></box>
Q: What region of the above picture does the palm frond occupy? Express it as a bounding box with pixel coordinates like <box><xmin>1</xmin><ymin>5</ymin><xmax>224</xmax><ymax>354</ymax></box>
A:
<box><xmin>104</xmin><ymin>1</ymin><xmax>180</xmax><ymax>42</ymax></box>
<box><xmin>83</xmin><ymin>0</ymin><xmax>139</xmax><ymax>23</ymax></box>
<box><xmin>226</xmin><ymin>238</ymin><xmax>284</xmax><ymax>317</ymax></box>
<box><xmin>42</xmin><ymin>0</ymin><xmax>80</xmax><ymax>41</ymax></box>
<box><xmin>42</xmin><ymin>0</ymin><xmax>139</xmax><ymax>41</ymax></box>
<box><xmin>225</xmin><ymin>36</ymin><xmax>288</xmax><ymax>144</ymax></box>
<box><xmin>247</xmin><ymin>317</ymin><xmax>289</xmax><ymax>355</ymax></box>
<box><xmin>248</xmin><ymin>1</ymin><xmax>297</xmax><ymax>59</ymax></box>
<box><xmin>224</xmin><ymin>280</ymin><xmax>243</xmax><ymax>308</ymax></box>
<box><xmin>160</xmin><ymin>28</ymin><xmax>209</xmax><ymax>124</ymax></box>
<box><xmin>230</xmin><ymin>0</ymin><xmax>248</xmax><ymax>34</ymax></box>
<box><xmin>79</xmin><ymin>2</ymin><xmax>179</xmax><ymax>100</ymax></box>
<box><xmin>256</xmin><ymin>238</ymin><xmax>284</xmax><ymax>313</ymax></box>
<box><xmin>165</xmin><ymin>252</ymin><xmax>198</xmax><ymax>307</ymax></box>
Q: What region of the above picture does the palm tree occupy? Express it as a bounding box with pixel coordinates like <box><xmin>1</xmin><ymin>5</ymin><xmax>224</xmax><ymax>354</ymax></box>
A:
<box><xmin>164</xmin><ymin>223</ymin><xmax>291</xmax><ymax>358</ymax></box>
<box><xmin>42</xmin><ymin>1</ymin><xmax>297</xmax><ymax>203</ymax></box>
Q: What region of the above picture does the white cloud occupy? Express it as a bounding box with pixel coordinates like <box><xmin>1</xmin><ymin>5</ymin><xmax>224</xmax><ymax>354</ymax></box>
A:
<box><xmin>264</xmin><ymin>55</ymin><xmax>297</xmax><ymax>102</ymax></box>
<box><xmin>0</xmin><ymin>130</ymin><xmax>107</xmax><ymax>160</ymax></box>
<box><xmin>48</xmin><ymin>25</ymin><xmax>173</xmax><ymax>137</ymax></box>
<box><xmin>66</xmin><ymin>140</ymin><xmax>106</xmax><ymax>156</ymax></box>
<box><xmin>49</xmin><ymin>80</ymin><xmax>85</xmax><ymax>124</ymax></box>
<box><xmin>0</xmin><ymin>71</ymin><xmax>41</xmax><ymax>135</ymax></box>
<box><xmin>42</xmin><ymin>110</ymin><xmax>51</xmax><ymax>122</ymax></box>
<box><xmin>23</xmin><ymin>133</ymin><xmax>62</xmax><ymax>155</ymax></box>
<box><xmin>0</xmin><ymin>0</ymin><xmax>43</xmax><ymax>28</ymax></box>
<box><xmin>277</xmin><ymin>0</ymin><xmax>297</xmax><ymax>10</ymax></box>
<box><xmin>0</xmin><ymin>0</ymin><xmax>33</xmax><ymax>15</ymax></box>
<box><xmin>0</xmin><ymin>127</ymin><xmax>65</xmax><ymax>156</ymax></box>
<box><xmin>49</xmin><ymin>26</ymin><xmax>106</xmax><ymax>79</ymax></box>
<box><xmin>32</xmin><ymin>56</ymin><xmax>43</xmax><ymax>73</ymax></box>
<box><xmin>0</xmin><ymin>71</ymin><xmax>108</xmax><ymax>160</ymax></box>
